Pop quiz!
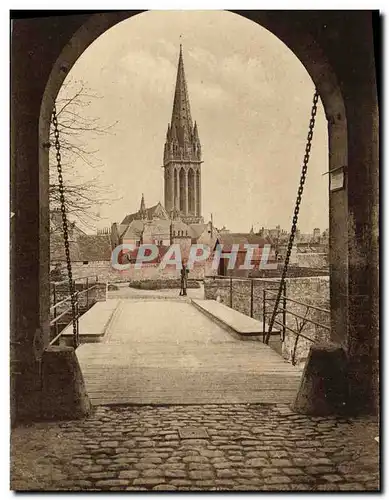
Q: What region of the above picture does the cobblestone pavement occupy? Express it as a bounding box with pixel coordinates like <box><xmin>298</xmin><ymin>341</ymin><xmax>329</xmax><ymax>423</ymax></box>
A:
<box><xmin>11</xmin><ymin>404</ymin><xmax>379</xmax><ymax>492</ymax></box>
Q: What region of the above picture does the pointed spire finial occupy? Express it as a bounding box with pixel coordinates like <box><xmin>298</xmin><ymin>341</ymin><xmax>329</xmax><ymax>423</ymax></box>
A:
<box><xmin>193</xmin><ymin>120</ymin><xmax>199</xmax><ymax>141</ymax></box>
<box><xmin>170</xmin><ymin>43</ymin><xmax>193</xmax><ymax>145</ymax></box>
<box><xmin>139</xmin><ymin>193</ymin><xmax>147</xmax><ymax>220</ymax></box>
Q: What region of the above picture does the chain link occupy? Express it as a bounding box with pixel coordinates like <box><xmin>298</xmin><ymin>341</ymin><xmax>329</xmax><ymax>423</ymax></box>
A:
<box><xmin>265</xmin><ymin>90</ymin><xmax>319</xmax><ymax>344</ymax></box>
<box><xmin>52</xmin><ymin>106</ymin><xmax>79</xmax><ymax>349</ymax></box>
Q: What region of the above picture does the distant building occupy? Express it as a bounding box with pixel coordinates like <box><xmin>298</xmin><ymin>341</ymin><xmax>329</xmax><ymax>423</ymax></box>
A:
<box><xmin>50</xmin><ymin>223</ymin><xmax>112</xmax><ymax>280</ymax></box>
<box><xmin>214</xmin><ymin>232</ymin><xmax>276</xmax><ymax>277</ymax></box>
<box><xmin>50</xmin><ymin>209</ymin><xmax>113</xmax><ymax>279</ymax></box>
<box><xmin>50</xmin><ymin>208</ymin><xmax>86</xmax><ymax>240</ymax></box>
<box><xmin>313</xmin><ymin>227</ymin><xmax>321</xmax><ymax>242</ymax></box>
<box><xmin>112</xmin><ymin>194</ymin><xmax>218</xmax><ymax>257</ymax></box>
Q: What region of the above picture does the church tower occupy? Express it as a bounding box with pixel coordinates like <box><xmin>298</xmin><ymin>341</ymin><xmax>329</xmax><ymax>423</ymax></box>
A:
<box><xmin>163</xmin><ymin>45</ymin><xmax>203</xmax><ymax>224</ymax></box>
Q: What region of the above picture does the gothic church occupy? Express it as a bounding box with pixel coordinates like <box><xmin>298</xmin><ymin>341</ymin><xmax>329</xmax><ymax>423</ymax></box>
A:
<box><xmin>111</xmin><ymin>45</ymin><xmax>216</xmax><ymax>251</ymax></box>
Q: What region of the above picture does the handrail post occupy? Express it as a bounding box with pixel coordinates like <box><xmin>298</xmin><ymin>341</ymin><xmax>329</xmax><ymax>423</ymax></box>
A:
<box><xmin>291</xmin><ymin>331</ymin><xmax>300</xmax><ymax>366</ymax></box>
<box><xmin>250</xmin><ymin>279</ymin><xmax>254</xmax><ymax>318</ymax></box>
<box><xmin>230</xmin><ymin>276</ymin><xmax>232</xmax><ymax>308</ymax></box>
<box><xmin>263</xmin><ymin>289</ymin><xmax>266</xmax><ymax>343</ymax></box>
<box><xmin>282</xmin><ymin>281</ymin><xmax>286</xmax><ymax>342</ymax></box>
<box><xmin>86</xmin><ymin>277</ymin><xmax>89</xmax><ymax>310</ymax></box>
<box><xmin>74</xmin><ymin>291</ymin><xmax>79</xmax><ymax>349</ymax></box>
<box><xmin>53</xmin><ymin>283</ymin><xmax>58</xmax><ymax>340</ymax></box>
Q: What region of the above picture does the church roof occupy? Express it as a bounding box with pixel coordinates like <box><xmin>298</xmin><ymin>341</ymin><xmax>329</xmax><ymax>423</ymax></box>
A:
<box><xmin>189</xmin><ymin>223</ymin><xmax>209</xmax><ymax>239</ymax></box>
<box><xmin>121</xmin><ymin>202</ymin><xmax>169</xmax><ymax>225</ymax></box>
<box><xmin>122</xmin><ymin>219</ymin><xmax>144</xmax><ymax>240</ymax></box>
<box><xmin>119</xmin><ymin>216</ymin><xmax>195</xmax><ymax>240</ymax></box>
<box><xmin>118</xmin><ymin>224</ymin><xmax>129</xmax><ymax>238</ymax></box>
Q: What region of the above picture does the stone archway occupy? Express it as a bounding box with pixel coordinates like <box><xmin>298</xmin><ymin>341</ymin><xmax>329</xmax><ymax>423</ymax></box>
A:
<box><xmin>39</xmin><ymin>10</ymin><xmax>348</xmax><ymax>344</ymax></box>
<box><xmin>11</xmin><ymin>11</ymin><xmax>378</xmax><ymax>420</ymax></box>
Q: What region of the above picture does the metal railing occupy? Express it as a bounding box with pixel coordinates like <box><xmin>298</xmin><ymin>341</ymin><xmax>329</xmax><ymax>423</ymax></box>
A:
<box><xmin>205</xmin><ymin>274</ymin><xmax>331</xmax><ymax>365</ymax></box>
<box><xmin>263</xmin><ymin>288</ymin><xmax>330</xmax><ymax>365</ymax></box>
<box><xmin>205</xmin><ymin>275</ymin><xmax>283</xmax><ymax>317</ymax></box>
<box><xmin>49</xmin><ymin>275</ymin><xmax>99</xmax><ymax>348</ymax></box>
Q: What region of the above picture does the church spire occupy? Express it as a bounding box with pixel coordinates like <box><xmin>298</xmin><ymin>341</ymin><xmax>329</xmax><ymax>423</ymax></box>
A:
<box><xmin>171</xmin><ymin>44</ymin><xmax>193</xmax><ymax>145</ymax></box>
<box><xmin>139</xmin><ymin>193</ymin><xmax>147</xmax><ymax>220</ymax></box>
<box><xmin>163</xmin><ymin>44</ymin><xmax>203</xmax><ymax>224</ymax></box>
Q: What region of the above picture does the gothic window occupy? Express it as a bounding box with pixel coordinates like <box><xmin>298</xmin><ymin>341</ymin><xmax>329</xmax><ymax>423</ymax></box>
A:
<box><xmin>196</xmin><ymin>170</ymin><xmax>201</xmax><ymax>216</ymax></box>
<box><xmin>188</xmin><ymin>168</ymin><xmax>195</xmax><ymax>214</ymax></box>
<box><xmin>173</xmin><ymin>168</ymin><xmax>178</xmax><ymax>206</ymax></box>
<box><xmin>179</xmin><ymin>169</ymin><xmax>185</xmax><ymax>212</ymax></box>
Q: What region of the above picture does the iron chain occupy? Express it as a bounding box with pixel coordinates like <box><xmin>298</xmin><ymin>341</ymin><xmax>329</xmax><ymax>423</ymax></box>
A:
<box><xmin>265</xmin><ymin>90</ymin><xmax>319</xmax><ymax>344</ymax></box>
<box><xmin>52</xmin><ymin>106</ymin><xmax>79</xmax><ymax>349</ymax></box>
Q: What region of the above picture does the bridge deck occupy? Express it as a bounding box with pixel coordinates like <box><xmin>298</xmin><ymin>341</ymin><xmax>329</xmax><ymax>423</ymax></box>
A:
<box><xmin>76</xmin><ymin>299</ymin><xmax>302</xmax><ymax>406</ymax></box>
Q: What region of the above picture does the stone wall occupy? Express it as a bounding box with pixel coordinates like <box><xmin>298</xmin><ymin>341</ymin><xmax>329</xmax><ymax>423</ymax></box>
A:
<box><xmin>50</xmin><ymin>281</ymin><xmax>106</xmax><ymax>341</ymax></box>
<box><xmin>52</xmin><ymin>259</ymin><xmax>217</xmax><ymax>284</ymax></box>
<box><xmin>296</xmin><ymin>252</ymin><xmax>329</xmax><ymax>268</ymax></box>
<box><xmin>249</xmin><ymin>266</ymin><xmax>329</xmax><ymax>279</ymax></box>
<box><xmin>204</xmin><ymin>276</ymin><xmax>330</xmax><ymax>365</ymax></box>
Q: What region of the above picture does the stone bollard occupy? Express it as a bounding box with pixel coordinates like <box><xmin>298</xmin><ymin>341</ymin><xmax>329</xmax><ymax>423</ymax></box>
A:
<box><xmin>41</xmin><ymin>346</ymin><xmax>91</xmax><ymax>420</ymax></box>
<box><xmin>292</xmin><ymin>343</ymin><xmax>348</xmax><ymax>415</ymax></box>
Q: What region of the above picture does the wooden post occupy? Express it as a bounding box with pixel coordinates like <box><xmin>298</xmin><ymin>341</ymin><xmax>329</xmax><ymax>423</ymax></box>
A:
<box><xmin>86</xmin><ymin>277</ymin><xmax>89</xmax><ymax>310</ymax></box>
<box><xmin>230</xmin><ymin>277</ymin><xmax>233</xmax><ymax>308</ymax></box>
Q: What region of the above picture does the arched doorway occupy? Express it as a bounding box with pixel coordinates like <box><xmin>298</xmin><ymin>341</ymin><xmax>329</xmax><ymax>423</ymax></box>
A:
<box><xmin>11</xmin><ymin>11</ymin><xmax>378</xmax><ymax>420</ymax></box>
<box><xmin>40</xmin><ymin>10</ymin><xmax>348</xmax><ymax>348</ymax></box>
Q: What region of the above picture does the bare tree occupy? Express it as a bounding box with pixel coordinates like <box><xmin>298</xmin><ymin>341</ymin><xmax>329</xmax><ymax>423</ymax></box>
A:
<box><xmin>49</xmin><ymin>77</ymin><xmax>119</xmax><ymax>230</ymax></box>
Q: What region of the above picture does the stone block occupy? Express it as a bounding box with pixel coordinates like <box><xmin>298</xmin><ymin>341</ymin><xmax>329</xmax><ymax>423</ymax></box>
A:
<box><xmin>293</xmin><ymin>343</ymin><xmax>348</xmax><ymax>415</ymax></box>
<box><xmin>40</xmin><ymin>346</ymin><xmax>91</xmax><ymax>420</ymax></box>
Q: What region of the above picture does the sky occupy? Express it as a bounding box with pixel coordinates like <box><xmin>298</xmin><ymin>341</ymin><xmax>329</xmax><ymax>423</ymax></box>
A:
<box><xmin>58</xmin><ymin>10</ymin><xmax>329</xmax><ymax>234</ymax></box>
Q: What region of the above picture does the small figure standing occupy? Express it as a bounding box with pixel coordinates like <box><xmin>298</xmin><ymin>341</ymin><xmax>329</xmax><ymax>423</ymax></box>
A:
<box><xmin>180</xmin><ymin>262</ymin><xmax>189</xmax><ymax>296</ymax></box>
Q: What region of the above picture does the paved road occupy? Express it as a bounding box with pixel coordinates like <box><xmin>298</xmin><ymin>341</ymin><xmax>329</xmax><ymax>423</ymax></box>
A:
<box><xmin>77</xmin><ymin>300</ymin><xmax>302</xmax><ymax>405</ymax></box>
<box><xmin>11</xmin><ymin>404</ymin><xmax>379</xmax><ymax>491</ymax></box>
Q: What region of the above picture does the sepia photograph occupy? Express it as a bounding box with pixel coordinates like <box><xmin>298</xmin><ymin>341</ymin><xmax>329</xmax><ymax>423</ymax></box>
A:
<box><xmin>9</xmin><ymin>9</ymin><xmax>380</xmax><ymax>492</ymax></box>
